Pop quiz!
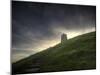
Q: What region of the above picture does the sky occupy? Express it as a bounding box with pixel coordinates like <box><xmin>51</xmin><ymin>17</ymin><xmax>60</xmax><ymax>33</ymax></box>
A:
<box><xmin>12</xmin><ymin>1</ymin><xmax>96</xmax><ymax>62</ymax></box>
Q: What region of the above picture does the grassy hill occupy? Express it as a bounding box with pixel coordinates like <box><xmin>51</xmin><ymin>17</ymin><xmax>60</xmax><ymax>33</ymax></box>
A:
<box><xmin>12</xmin><ymin>31</ymin><xmax>96</xmax><ymax>74</ymax></box>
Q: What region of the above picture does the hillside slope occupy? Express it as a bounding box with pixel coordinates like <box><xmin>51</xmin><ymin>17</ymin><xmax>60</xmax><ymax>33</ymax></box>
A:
<box><xmin>12</xmin><ymin>31</ymin><xmax>96</xmax><ymax>74</ymax></box>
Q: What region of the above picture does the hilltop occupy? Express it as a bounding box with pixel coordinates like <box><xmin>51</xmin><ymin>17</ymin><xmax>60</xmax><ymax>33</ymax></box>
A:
<box><xmin>12</xmin><ymin>31</ymin><xmax>96</xmax><ymax>74</ymax></box>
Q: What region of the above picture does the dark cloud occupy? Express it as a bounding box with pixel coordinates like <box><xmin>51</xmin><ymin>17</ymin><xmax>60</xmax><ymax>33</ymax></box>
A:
<box><xmin>12</xmin><ymin>1</ymin><xmax>96</xmax><ymax>62</ymax></box>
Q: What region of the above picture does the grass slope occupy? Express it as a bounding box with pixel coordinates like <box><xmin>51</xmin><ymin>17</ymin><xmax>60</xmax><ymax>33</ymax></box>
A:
<box><xmin>12</xmin><ymin>31</ymin><xmax>96</xmax><ymax>74</ymax></box>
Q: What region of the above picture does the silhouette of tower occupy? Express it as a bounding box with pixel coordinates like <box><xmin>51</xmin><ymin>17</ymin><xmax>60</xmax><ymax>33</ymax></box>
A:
<box><xmin>61</xmin><ymin>33</ymin><xmax>67</xmax><ymax>43</ymax></box>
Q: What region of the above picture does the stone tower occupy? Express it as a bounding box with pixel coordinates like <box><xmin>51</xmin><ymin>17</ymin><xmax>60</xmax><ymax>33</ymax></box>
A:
<box><xmin>61</xmin><ymin>33</ymin><xmax>67</xmax><ymax>43</ymax></box>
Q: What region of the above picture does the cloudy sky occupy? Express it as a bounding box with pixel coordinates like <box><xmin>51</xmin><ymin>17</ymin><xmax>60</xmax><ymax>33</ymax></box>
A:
<box><xmin>12</xmin><ymin>1</ymin><xmax>96</xmax><ymax>62</ymax></box>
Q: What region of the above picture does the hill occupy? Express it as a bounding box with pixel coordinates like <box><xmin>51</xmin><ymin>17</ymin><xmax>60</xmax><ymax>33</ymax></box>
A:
<box><xmin>12</xmin><ymin>31</ymin><xmax>96</xmax><ymax>74</ymax></box>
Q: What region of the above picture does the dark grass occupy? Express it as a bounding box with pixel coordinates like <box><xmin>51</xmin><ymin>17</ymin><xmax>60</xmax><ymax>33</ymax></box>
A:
<box><xmin>12</xmin><ymin>31</ymin><xmax>96</xmax><ymax>74</ymax></box>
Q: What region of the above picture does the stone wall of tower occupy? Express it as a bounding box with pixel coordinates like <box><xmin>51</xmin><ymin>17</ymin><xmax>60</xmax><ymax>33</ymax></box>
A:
<box><xmin>61</xmin><ymin>33</ymin><xmax>67</xmax><ymax>43</ymax></box>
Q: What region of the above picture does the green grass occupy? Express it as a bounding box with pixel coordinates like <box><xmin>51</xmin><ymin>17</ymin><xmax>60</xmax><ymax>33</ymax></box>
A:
<box><xmin>12</xmin><ymin>31</ymin><xmax>96</xmax><ymax>74</ymax></box>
